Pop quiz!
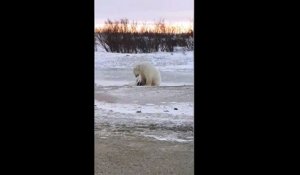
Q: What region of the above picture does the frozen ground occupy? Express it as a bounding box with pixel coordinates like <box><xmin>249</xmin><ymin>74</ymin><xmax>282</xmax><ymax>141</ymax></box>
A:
<box><xmin>95</xmin><ymin>85</ymin><xmax>194</xmax><ymax>142</ymax></box>
<box><xmin>95</xmin><ymin>50</ymin><xmax>194</xmax><ymax>86</ymax></box>
<box><xmin>94</xmin><ymin>48</ymin><xmax>194</xmax><ymax>174</ymax></box>
<box><xmin>95</xmin><ymin>49</ymin><xmax>194</xmax><ymax>142</ymax></box>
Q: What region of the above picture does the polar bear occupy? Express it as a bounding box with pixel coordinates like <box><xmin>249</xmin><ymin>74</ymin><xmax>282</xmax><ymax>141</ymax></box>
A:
<box><xmin>133</xmin><ymin>62</ymin><xmax>161</xmax><ymax>86</ymax></box>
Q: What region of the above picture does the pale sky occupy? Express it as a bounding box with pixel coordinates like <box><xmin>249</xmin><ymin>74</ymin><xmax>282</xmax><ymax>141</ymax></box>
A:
<box><xmin>95</xmin><ymin>0</ymin><xmax>194</xmax><ymax>25</ymax></box>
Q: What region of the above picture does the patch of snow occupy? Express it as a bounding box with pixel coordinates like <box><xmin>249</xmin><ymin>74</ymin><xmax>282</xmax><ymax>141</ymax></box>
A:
<box><xmin>143</xmin><ymin>134</ymin><xmax>193</xmax><ymax>143</ymax></box>
<box><xmin>95</xmin><ymin>51</ymin><xmax>193</xmax><ymax>71</ymax></box>
<box><xmin>94</xmin><ymin>100</ymin><xmax>193</xmax><ymax>116</ymax></box>
<box><xmin>94</xmin><ymin>48</ymin><xmax>194</xmax><ymax>142</ymax></box>
<box><xmin>94</xmin><ymin>50</ymin><xmax>193</xmax><ymax>86</ymax></box>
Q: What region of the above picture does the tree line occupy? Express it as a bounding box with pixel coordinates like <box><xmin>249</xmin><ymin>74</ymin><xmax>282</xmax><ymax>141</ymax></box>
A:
<box><xmin>95</xmin><ymin>19</ymin><xmax>194</xmax><ymax>53</ymax></box>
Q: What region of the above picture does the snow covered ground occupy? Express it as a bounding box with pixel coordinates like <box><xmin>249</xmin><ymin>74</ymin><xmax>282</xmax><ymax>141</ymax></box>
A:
<box><xmin>95</xmin><ymin>48</ymin><xmax>194</xmax><ymax>86</ymax></box>
<box><xmin>94</xmin><ymin>46</ymin><xmax>194</xmax><ymax>142</ymax></box>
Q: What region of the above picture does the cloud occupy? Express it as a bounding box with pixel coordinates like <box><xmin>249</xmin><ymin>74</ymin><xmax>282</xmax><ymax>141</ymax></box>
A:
<box><xmin>95</xmin><ymin>0</ymin><xmax>193</xmax><ymax>24</ymax></box>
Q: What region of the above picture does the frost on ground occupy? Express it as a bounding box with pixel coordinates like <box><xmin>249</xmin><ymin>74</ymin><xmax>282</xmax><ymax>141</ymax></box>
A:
<box><xmin>95</xmin><ymin>85</ymin><xmax>194</xmax><ymax>142</ymax></box>
<box><xmin>95</xmin><ymin>49</ymin><xmax>194</xmax><ymax>87</ymax></box>
<box><xmin>95</xmin><ymin>48</ymin><xmax>194</xmax><ymax>143</ymax></box>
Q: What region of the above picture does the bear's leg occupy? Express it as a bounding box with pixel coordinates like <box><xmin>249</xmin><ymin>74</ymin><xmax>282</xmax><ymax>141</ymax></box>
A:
<box><xmin>140</xmin><ymin>79</ymin><xmax>146</xmax><ymax>86</ymax></box>
<box><xmin>137</xmin><ymin>80</ymin><xmax>146</xmax><ymax>86</ymax></box>
<box><xmin>136</xmin><ymin>75</ymin><xmax>141</xmax><ymax>86</ymax></box>
<box><xmin>136</xmin><ymin>81</ymin><xmax>142</xmax><ymax>86</ymax></box>
<box><xmin>145</xmin><ymin>79</ymin><xmax>153</xmax><ymax>86</ymax></box>
<box><xmin>136</xmin><ymin>75</ymin><xmax>146</xmax><ymax>86</ymax></box>
<box><xmin>151</xmin><ymin>79</ymin><xmax>160</xmax><ymax>86</ymax></box>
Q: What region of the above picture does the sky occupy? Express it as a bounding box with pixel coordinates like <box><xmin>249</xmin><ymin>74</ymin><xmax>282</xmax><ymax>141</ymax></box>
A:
<box><xmin>95</xmin><ymin>0</ymin><xmax>193</xmax><ymax>26</ymax></box>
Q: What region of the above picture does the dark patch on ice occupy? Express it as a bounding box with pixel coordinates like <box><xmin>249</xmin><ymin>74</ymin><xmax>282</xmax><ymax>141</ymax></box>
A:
<box><xmin>149</xmin><ymin>124</ymin><xmax>158</xmax><ymax>130</ymax></box>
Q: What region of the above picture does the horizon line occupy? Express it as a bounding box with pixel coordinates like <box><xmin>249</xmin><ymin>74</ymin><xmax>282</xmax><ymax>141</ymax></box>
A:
<box><xmin>95</xmin><ymin>20</ymin><xmax>194</xmax><ymax>29</ymax></box>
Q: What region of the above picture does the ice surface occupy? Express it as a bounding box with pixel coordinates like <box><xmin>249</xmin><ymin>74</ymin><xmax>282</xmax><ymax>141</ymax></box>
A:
<box><xmin>94</xmin><ymin>46</ymin><xmax>194</xmax><ymax>142</ymax></box>
<box><xmin>95</xmin><ymin>47</ymin><xmax>194</xmax><ymax>87</ymax></box>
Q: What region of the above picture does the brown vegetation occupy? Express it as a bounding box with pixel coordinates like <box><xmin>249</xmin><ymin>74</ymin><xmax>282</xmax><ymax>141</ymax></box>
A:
<box><xmin>95</xmin><ymin>19</ymin><xmax>194</xmax><ymax>53</ymax></box>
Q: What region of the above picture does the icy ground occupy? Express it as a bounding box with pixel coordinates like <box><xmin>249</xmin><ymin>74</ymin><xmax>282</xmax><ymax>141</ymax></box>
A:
<box><xmin>95</xmin><ymin>50</ymin><xmax>194</xmax><ymax>86</ymax></box>
<box><xmin>95</xmin><ymin>48</ymin><xmax>194</xmax><ymax>142</ymax></box>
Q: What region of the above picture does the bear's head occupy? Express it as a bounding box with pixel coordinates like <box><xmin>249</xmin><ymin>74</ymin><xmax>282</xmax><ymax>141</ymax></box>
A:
<box><xmin>133</xmin><ymin>65</ymin><xmax>141</xmax><ymax>77</ymax></box>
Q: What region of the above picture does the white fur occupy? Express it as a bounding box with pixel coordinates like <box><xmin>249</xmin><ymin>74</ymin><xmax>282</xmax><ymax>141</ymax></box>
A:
<box><xmin>136</xmin><ymin>74</ymin><xmax>142</xmax><ymax>84</ymax></box>
<box><xmin>133</xmin><ymin>62</ymin><xmax>161</xmax><ymax>86</ymax></box>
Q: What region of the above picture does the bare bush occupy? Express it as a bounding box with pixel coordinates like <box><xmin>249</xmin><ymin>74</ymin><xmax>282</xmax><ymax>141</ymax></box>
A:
<box><xmin>95</xmin><ymin>18</ymin><xmax>194</xmax><ymax>53</ymax></box>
